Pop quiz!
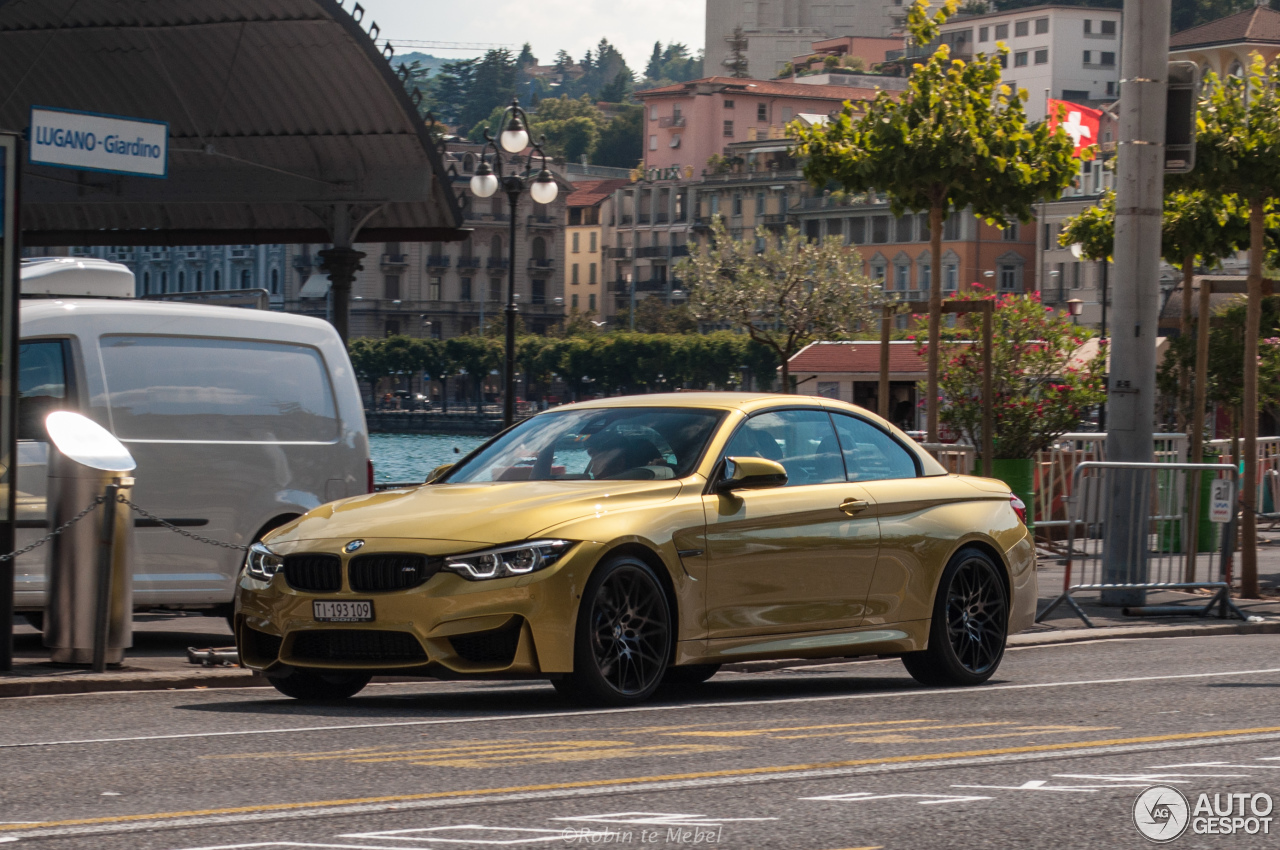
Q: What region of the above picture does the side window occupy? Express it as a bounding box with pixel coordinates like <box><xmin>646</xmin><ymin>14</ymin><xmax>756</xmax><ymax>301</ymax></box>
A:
<box><xmin>722</xmin><ymin>409</ymin><xmax>843</xmax><ymax>487</ymax></box>
<box><xmin>831</xmin><ymin>413</ymin><xmax>918</xmax><ymax>481</ymax></box>
<box><xmin>18</xmin><ymin>340</ymin><xmax>71</xmax><ymax>440</ymax></box>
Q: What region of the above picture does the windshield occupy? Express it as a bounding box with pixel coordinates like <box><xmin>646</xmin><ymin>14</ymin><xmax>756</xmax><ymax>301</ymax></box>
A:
<box><xmin>445</xmin><ymin>407</ymin><xmax>724</xmax><ymax>483</ymax></box>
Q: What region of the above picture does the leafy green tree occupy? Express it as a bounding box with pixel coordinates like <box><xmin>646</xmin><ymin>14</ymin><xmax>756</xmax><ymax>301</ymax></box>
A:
<box><xmin>918</xmin><ymin>292</ymin><xmax>1106</xmax><ymax>460</ymax></box>
<box><xmin>416</xmin><ymin>338</ymin><xmax>455</xmax><ymax>413</ymax></box>
<box><xmin>594</xmin><ymin>104</ymin><xmax>644</xmax><ymax>169</ymax></box>
<box><xmin>679</xmin><ymin>219</ymin><xmax>881</xmax><ymax>390</ymax></box>
<box><xmin>645</xmin><ymin>43</ymin><xmax>664</xmax><ymax>81</ymax></box>
<box><xmin>614</xmin><ymin>298</ymin><xmax>698</xmax><ymax>334</ymax></box>
<box><xmin>445</xmin><ymin>336</ymin><xmax>501</xmax><ymax>414</ymax></box>
<box><xmin>793</xmin><ymin>0</ymin><xmax>1077</xmax><ymax>439</ymax></box>
<box><xmin>425</xmin><ymin>59</ymin><xmax>475</xmax><ymax>126</ymax></box>
<box><xmin>347</xmin><ymin>337</ymin><xmax>391</xmax><ymax>403</ymax></box>
<box><xmin>516</xmin><ymin>43</ymin><xmax>537</xmax><ymax>68</ymax></box>
<box><xmin>598</xmin><ymin>70</ymin><xmax>632</xmax><ymax>104</ymax></box>
<box><xmin>1178</xmin><ymin>58</ymin><xmax>1280</xmax><ymax>597</ymax></box>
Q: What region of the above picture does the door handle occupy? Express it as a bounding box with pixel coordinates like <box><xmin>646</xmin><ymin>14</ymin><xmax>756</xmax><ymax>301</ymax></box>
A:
<box><xmin>839</xmin><ymin>499</ymin><xmax>870</xmax><ymax>515</ymax></box>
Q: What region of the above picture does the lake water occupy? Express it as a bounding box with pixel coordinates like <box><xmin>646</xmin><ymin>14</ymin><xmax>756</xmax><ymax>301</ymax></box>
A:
<box><xmin>369</xmin><ymin>433</ymin><xmax>488</xmax><ymax>485</ymax></box>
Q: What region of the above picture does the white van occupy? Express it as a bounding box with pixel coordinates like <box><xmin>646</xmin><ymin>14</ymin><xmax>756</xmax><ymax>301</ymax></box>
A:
<box><xmin>15</xmin><ymin>260</ymin><xmax>369</xmax><ymax>623</ymax></box>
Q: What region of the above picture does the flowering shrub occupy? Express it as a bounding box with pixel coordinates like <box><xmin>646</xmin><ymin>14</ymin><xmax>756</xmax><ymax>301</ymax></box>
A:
<box><xmin>912</xmin><ymin>289</ymin><xmax>1107</xmax><ymax>459</ymax></box>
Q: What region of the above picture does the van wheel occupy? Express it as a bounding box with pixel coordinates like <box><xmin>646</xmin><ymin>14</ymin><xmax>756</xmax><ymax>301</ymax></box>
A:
<box><xmin>555</xmin><ymin>556</ymin><xmax>672</xmax><ymax>706</ymax></box>
<box><xmin>267</xmin><ymin>669</ymin><xmax>371</xmax><ymax>701</ymax></box>
<box><xmin>902</xmin><ymin>547</ymin><xmax>1008</xmax><ymax>687</ymax></box>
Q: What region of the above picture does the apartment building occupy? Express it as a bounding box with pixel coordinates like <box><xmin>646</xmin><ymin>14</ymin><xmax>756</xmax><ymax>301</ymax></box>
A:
<box><xmin>705</xmin><ymin>0</ymin><xmax>903</xmax><ymax>80</ymax></box>
<box><xmin>937</xmin><ymin>4</ymin><xmax>1123</xmax><ymax>122</ymax></box>
<box><xmin>287</xmin><ymin>142</ymin><xmax>569</xmax><ymax>340</ymax></box>
<box><xmin>564</xmin><ymin>179</ymin><xmax>628</xmax><ymax>320</ymax></box>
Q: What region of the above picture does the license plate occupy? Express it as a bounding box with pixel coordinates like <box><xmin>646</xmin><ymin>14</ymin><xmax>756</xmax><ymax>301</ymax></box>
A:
<box><xmin>313</xmin><ymin>600</ymin><xmax>374</xmax><ymax>622</ymax></box>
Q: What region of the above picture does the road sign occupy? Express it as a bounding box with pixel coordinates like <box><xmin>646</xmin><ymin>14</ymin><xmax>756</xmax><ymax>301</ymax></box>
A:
<box><xmin>28</xmin><ymin>106</ymin><xmax>167</xmax><ymax>178</ymax></box>
<box><xmin>1210</xmin><ymin>479</ymin><xmax>1235</xmax><ymax>523</ymax></box>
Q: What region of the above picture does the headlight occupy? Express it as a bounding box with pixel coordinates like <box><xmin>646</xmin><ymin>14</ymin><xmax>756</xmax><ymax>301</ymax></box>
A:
<box><xmin>444</xmin><ymin>539</ymin><xmax>573</xmax><ymax>581</ymax></box>
<box><xmin>244</xmin><ymin>542</ymin><xmax>284</xmax><ymax>582</ymax></box>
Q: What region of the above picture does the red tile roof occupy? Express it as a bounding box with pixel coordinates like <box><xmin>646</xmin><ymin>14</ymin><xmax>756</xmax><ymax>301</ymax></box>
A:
<box><xmin>564</xmin><ymin>178</ymin><xmax>631</xmax><ymax>208</ymax></box>
<box><xmin>788</xmin><ymin>341</ymin><xmax>928</xmax><ymax>374</ymax></box>
<box><xmin>635</xmin><ymin>75</ymin><xmax>883</xmax><ymax>102</ymax></box>
<box><xmin>1170</xmin><ymin>6</ymin><xmax>1280</xmax><ymax>48</ymax></box>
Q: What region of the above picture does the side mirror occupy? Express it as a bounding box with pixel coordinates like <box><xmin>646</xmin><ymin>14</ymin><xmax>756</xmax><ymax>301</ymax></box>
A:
<box><xmin>425</xmin><ymin>463</ymin><xmax>453</xmax><ymax>484</ymax></box>
<box><xmin>716</xmin><ymin>456</ymin><xmax>787</xmax><ymax>493</ymax></box>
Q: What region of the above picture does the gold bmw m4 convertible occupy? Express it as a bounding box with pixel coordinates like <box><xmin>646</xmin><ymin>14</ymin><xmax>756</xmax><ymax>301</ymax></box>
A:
<box><xmin>235</xmin><ymin>393</ymin><xmax>1035</xmax><ymax>705</ymax></box>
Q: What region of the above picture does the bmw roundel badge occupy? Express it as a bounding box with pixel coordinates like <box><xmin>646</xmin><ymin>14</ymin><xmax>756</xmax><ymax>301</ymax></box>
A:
<box><xmin>344</xmin><ymin>539</ymin><xmax>365</xmax><ymax>554</ymax></box>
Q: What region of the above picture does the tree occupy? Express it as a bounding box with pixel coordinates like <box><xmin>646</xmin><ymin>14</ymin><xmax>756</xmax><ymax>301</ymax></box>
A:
<box><xmin>725</xmin><ymin>26</ymin><xmax>749</xmax><ymax>78</ymax></box>
<box><xmin>1179</xmin><ymin>58</ymin><xmax>1280</xmax><ymax>598</ymax></box>
<box><xmin>614</xmin><ymin>299</ymin><xmax>698</xmax><ymax>334</ymax></box>
<box><xmin>516</xmin><ymin>43</ymin><xmax>537</xmax><ymax>68</ymax></box>
<box><xmin>446</xmin><ymin>336</ymin><xmax>501</xmax><ymax>414</ymax></box>
<box><xmin>646</xmin><ymin>42</ymin><xmax>664</xmax><ymax>81</ymax></box>
<box><xmin>594</xmin><ymin>104</ymin><xmax>644</xmax><ymax>168</ymax></box>
<box><xmin>425</xmin><ymin>59</ymin><xmax>475</xmax><ymax>127</ymax></box>
<box><xmin>598</xmin><ymin>70</ymin><xmax>632</xmax><ymax>104</ymax></box>
<box><xmin>679</xmin><ymin>220</ymin><xmax>882</xmax><ymax>390</ymax></box>
<box><xmin>793</xmin><ymin>0</ymin><xmax>1077</xmax><ymax>440</ymax></box>
<box><xmin>529</xmin><ymin>95</ymin><xmax>605</xmax><ymax>161</ymax></box>
<box><xmin>347</xmin><ymin>337</ymin><xmax>391</xmax><ymax>403</ymax></box>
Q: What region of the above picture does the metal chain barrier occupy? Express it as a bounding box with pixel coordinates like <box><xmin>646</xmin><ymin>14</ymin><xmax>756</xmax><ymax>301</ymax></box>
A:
<box><xmin>113</xmin><ymin>494</ymin><xmax>249</xmax><ymax>552</ymax></box>
<box><xmin>0</xmin><ymin>496</ymin><xmax>105</xmax><ymax>562</ymax></box>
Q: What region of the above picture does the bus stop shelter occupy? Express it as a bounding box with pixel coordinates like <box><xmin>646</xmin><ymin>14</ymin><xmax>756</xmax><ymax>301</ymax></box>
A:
<box><xmin>0</xmin><ymin>0</ymin><xmax>467</xmax><ymax>668</ymax></box>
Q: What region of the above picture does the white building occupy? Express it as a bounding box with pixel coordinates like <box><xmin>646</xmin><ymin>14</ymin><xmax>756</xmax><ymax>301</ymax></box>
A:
<box><xmin>55</xmin><ymin>245</ymin><xmax>288</xmax><ymax>306</ymax></box>
<box><xmin>938</xmin><ymin>4</ymin><xmax>1122</xmax><ymax>122</ymax></box>
<box><xmin>705</xmin><ymin>0</ymin><xmax>903</xmax><ymax>80</ymax></box>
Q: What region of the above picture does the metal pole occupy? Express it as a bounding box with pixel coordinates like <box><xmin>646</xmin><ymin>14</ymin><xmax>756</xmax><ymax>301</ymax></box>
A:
<box><xmin>92</xmin><ymin>482</ymin><xmax>120</xmax><ymax>674</ymax></box>
<box><xmin>879</xmin><ymin>305</ymin><xmax>891</xmax><ymax>420</ymax></box>
<box><xmin>503</xmin><ymin>188</ymin><xmax>519</xmax><ymax>428</ymax></box>
<box><xmin>1102</xmin><ymin>0</ymin><xmax>1169</xmax><ymax>606</ymax></box>
<box><xmin>1099</xmin><ymin>259</ymin><xmax>1108</xmax><ymax>431</ymax></box>
<box><xmin>982</xmin><ymin>304</ymin><xmax>993</xmax><ymax>478</ymax></box>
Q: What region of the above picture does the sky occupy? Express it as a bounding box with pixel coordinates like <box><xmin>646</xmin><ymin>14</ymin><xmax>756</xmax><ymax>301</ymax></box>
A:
<box><xmin>365</xmin><ymin>0</ymin><xmax>706</xmax><ymax>74</ymax></box>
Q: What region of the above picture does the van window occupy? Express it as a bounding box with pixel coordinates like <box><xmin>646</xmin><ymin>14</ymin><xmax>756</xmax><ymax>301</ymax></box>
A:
<box><xmin>99</xmin><ymin>336</ymin><xmax>339</xmax><ymax>442</ymax></box>
<box><xmin>18</xmin><ymin>340</ymin><xmax>71</xmax><ymax>440</ymax></box>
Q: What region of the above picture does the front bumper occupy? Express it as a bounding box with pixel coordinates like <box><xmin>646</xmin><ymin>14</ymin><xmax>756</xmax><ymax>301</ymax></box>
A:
<box><xmin>235</xmin><ymin>538</ymin><xmax>604</xmax><ymax>677</ymax></box>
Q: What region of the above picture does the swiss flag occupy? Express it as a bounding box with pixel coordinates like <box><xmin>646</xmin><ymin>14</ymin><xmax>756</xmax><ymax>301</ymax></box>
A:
<box><xmin>1047</xmin><ymin>99</ymin><xmax>1102</xmax><ymax>158</ymax></box>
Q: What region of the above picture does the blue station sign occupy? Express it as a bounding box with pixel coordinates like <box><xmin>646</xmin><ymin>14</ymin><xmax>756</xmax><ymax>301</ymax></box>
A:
<box><xmin>29</xmin><ymin>106</ymin><xmax>168</xmax><ymax>178</ymax></box>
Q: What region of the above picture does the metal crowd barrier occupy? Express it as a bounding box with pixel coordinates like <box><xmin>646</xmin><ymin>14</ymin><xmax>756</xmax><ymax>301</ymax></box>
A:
<box><xmin>1207</xmin><ymin>436</ymin><xmax>1280</xmax><ymax>527</ymax></box>
<box><xmin>1036</xmin><ymin>460</ymin><xmax>1247</xmax><ymax>627</ymax></box>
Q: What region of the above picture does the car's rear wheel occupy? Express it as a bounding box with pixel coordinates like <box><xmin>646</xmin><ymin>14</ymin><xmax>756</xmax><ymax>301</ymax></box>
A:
<box><xmin>555</xmin><ymin>555</ymin><xmax>672</xmax><ymax>706</ymax></box>
<box><xmin>902</xmin><ymin>547</ymin><xmax>1008</xmax><ymax>687</ymax></box>
<box><xmin>267</xmin><ymin>668</ymin><xmax>371</xmax><ymax>700</ymax></box>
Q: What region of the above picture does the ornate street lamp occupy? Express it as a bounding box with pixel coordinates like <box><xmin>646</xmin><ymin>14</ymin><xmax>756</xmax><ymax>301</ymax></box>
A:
<box><xmin>469</xmin><ymin>98</ymin><xmax>558</xmax><ymax>427</ymax></box>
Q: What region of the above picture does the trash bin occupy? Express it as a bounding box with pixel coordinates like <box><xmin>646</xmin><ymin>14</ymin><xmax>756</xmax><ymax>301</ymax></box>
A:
<box><xmin>43</xmin><ymin>412</ymin><xmax>136</xmax><ymax>667</ymax></box>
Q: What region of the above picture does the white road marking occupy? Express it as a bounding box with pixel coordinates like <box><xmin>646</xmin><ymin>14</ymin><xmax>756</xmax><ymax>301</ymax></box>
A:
<box><xmin>801</xmin><ymin>791</ymin><xmax>992</xmax><ymax>805</ymax></box>
<box><xmin>951</xmin><ymin>780</ymin><xmax>1112</xmax><ymax>793</ymax></box>
<box><xmin>1145</xmin><ymin>761</ymin><xmax>1280</xmax><ymax>770</ymax></box>
<box><xmin>18</xmin><ymin>730</ymin><xmax>1280</xmax><ymax>843</ymax></box>
<box><xmin>549</xmin><ymin>811</ymin><xmax>777</xmax><ymax>826</ymax></box>
<box><xmin>339</xmin><ymin>825</ymin><xmax>597</xmax><ymax>845</ymax></box>
<box><xmin>5</xmin><ymin>666</ymin><xmax>1280</xmax><ymax>750</ymax></box>
<box><xmin>1054</xmin><ymin>772</ymin><xmax>1254</xmax><ymax>782</ymax></box>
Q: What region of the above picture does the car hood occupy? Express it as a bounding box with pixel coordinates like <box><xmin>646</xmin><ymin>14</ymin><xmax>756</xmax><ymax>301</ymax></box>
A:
<box><xmin>266</xmin><ymin>479</ymin><xmax>687</xmax><ymax>547</ymax></box>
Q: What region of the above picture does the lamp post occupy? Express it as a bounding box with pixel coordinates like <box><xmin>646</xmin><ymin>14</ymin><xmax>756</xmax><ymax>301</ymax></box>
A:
<box><xmin>468</xmin><ymin>98</ymin><xmax>559</xmax><ymax>428</ymax></box>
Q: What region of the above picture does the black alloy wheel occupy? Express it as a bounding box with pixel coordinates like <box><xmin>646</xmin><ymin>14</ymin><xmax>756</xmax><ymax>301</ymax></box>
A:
<box><xmin>902</xmin><ymin>547</ymin><xmax>1008</xmax><ymax>687</ymax></box>
<box><xmin>555</xmin><ymin>556</ymin><xmax>672</xmax><ymax>706</ymax></box>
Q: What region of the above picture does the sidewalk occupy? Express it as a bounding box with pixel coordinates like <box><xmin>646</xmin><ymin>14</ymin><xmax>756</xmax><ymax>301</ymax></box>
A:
<box><xmin>4</xmin><ymin>544</ymin><xmax>1280</xmax><ymax>698</ymax></box>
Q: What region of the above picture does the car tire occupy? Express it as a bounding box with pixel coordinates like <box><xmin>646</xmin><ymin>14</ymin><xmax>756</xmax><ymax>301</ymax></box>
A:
<box><xmin>557</xmin><ymin>555</ymin><xmax>673</xmax><ymax>706</ymax></box>
<box><xmin>662</xmin><ymin>663</ymin><xmax>720</xmax><ymax>686</ymax></box>
<box><xmin>266</xmin><ymin>669</ymin><xmax>371</xmax><ymax>700</ymax></box>
<box><xmin>902</xmin><ymin>546</ymin><xmax>1008</xmax><ymax>687</ymax></box>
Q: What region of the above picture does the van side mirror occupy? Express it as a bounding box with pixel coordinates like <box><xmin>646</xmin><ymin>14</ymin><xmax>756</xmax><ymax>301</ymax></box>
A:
<box><xmin>715</xmin><ymin>456</ymin><xmax>787</xmax><ymax>493</ymax></box>
<box><xmin>426</xmin><ymin>463</ymin><xmax>453</xmax><ymax>484</ymax></box>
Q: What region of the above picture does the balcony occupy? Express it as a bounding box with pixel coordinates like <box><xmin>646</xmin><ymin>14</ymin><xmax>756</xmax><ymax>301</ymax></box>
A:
<box><xmin>605</xmin><ymin>246</ymin><xmax>632</xmax><ymax>260</ymax></box>
<box><xmin>382</xmin><ymin>253</ymin><xmax>410</xmax><ymax>268</ymax></box>
<box><xmin>228</xmin><ymin>248</ymin><xmax>251</xmax><ymax>259</ymax></box>
<box><xmin>637</xmin><ymin>212</ymin><xmax>651</xmax><ymax>224</ymax></box>
<box><xmin>658</xmin><ymin>115</ymin><xmax>686</xmax><ymax>129</ymax></box>
<box><xmin>527</xmin><ymin>214</ymin><xmax>557</xmax><ymax>228</ymax></box>
<box><xmin>655</xmin><ymin>211</ymin><xmax>669</xmax><ymax>223</ymax></box>
<box><xmin>487</xmin><ymin>257</ymin><xmax>509</xmax><ymax>270</ymax></box>
<box><xmin>760</xmin><ymin>213</ymin><xmax>790</xmax><ymax>228</ymax></box>
<box><xmin>620</xmin><ymin>214</ymin><xmax>633</xmax><ymax>225</ymax></box>
<box><xmin>608</xmin><ymin>279</ymin><xmax>631</xmax><ymax>293</ymax></box>
<box><xmin>528</xmin><ymin>258</ymin><xmax>554</xmax><ymax>271</ymax></box>
<box><xmin>636</xmin><ymin>246</ymin><xmax>667</xmax><ymax>259</ymax></box>
<box><xmin>691</xmin><ymin>217</ymin><xmax>712</xmax><ymax>230</ymax></box>
<box><xmin>457</xmin><ymin>255</ymin><xmax>482</xmax><ymax>269</ymax></box>
<box><xmin>425</xmin><ymin>255</ymin><xmax>451</xmax><ymax>268</ymax></box>
<box><xmin>634</xmin><ymin>278</ymin><xmax>669</xmax><ymax>292</ymax></box>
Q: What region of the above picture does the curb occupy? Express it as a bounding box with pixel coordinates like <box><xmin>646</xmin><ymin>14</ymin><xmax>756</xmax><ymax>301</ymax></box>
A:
<box><xmin>3</xmin><ymin>619</ymin><xmax>1278</xmax><ymax>698</ymax></box>
<box><xmin>0</xmin><ymin>668</ymin><xmax>263</xmax><ymax>698</ymax></box>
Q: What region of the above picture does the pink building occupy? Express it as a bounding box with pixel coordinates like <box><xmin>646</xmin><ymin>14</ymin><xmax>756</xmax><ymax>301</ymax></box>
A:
<box><xmin>633</xmin><ymin>76</ymin><xmax>883</xmax><ymax>176</ymax></box>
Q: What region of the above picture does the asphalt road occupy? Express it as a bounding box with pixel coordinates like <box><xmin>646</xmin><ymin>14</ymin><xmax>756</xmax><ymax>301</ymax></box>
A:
<box><xmin>3</xmin><ymin>634</ymin><xmax>1280</xmax><ymax>849</ymax></box>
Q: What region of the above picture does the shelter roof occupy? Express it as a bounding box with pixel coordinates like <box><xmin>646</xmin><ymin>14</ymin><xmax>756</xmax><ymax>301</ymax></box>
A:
<box><xmin>0</xmin><ymin>0</ymin><xmax>465</xmax><ymax>245</ymax></box>
<box><xmin>788</xmin><ymin>341</ymin><xmax>928</xmax><ymax>374</ymax></box>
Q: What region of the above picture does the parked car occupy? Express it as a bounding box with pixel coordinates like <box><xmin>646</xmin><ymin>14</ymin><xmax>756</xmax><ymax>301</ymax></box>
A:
<box><xmin>15</xmin><ymin>258</ymin><xmax>370</xmax><ymax>627</ymax></box>
<box><xmin>237</xmin><ymin>393</ymin><xmax>1035</xmax><ymax>704</ymax></box>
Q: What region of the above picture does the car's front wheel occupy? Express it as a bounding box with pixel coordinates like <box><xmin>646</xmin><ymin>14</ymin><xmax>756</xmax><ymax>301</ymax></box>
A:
<box><xmin>266</xmin><ymin>668</ymin><xmax>371</xmax><ymax>700</ymax></box>
<box><xmin>902</xmin><ymin>547</ymin><xmax>1008</xmax><ymax>687</ymax></box>
<box><xmin>554</xmin><ymin>555</ymin><xmax>672</xmax><ymax>706</ymax></box>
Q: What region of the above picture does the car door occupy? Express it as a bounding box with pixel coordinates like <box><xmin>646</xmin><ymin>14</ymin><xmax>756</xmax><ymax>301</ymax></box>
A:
<box><xmin>829</xmin><ymin>411</ymin><xmax>978</xmax><ymax>626</ymax></box>
<box><xmin>703</xmin><ymin>408</ymin><xmax>880</xmax><ymax>639</ymax></box>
